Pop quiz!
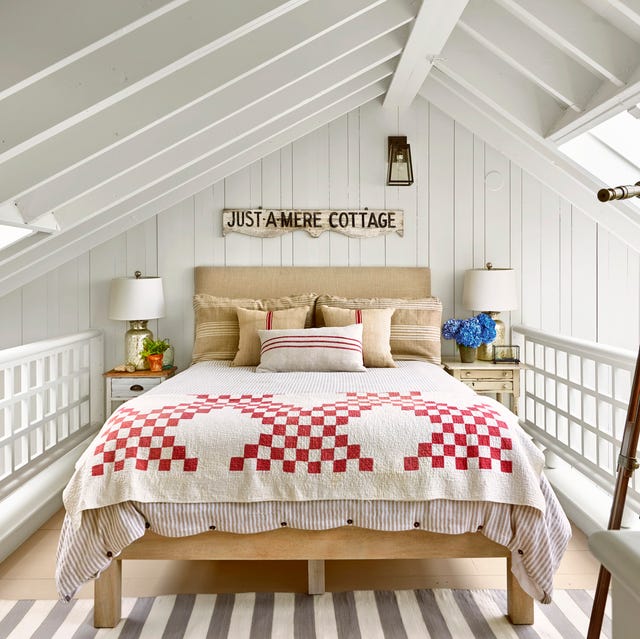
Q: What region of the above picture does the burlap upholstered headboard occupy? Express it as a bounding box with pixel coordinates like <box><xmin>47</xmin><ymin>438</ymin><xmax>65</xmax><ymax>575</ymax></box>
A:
<box><xmin>194</xmin><ymin>267</ymin><xmax>431</xmax><ymax>298</ymax></box>
<box><xmin>192</xmin><ymin>267</ymin><xmax>439</xmax><ymax>364</ymax></box>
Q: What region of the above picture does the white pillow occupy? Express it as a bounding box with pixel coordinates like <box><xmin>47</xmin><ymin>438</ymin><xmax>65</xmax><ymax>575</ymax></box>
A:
<box><xmin>256</xmin><ymin>324</ymin><xmax>366</xmax><ymax>372</ymax></box>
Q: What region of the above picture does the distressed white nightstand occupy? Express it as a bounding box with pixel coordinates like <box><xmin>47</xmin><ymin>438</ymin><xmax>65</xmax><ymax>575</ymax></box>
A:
<box><xmin>103</xmin><ymin>367</ymin><xmax>177</xmax><ymax>417</ymax></box>
<box><xmin>442</xmin><ymin>359</ymin><xmax>524</xmax><ymax>416</ymax></box>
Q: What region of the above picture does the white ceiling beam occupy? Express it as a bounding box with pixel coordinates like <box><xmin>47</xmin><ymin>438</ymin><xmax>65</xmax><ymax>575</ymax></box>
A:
<box><xmin>53</xmin><ymin>60</ymin><xmax>396</xmax><ymax>229</ymax></box>
<box><xmin>383</xmin><ymin>0</ymin><xmax>469</xmax><ymax>108</ymax></box>
<box><xmin>0</xmin><ymin>0</ymin><xmax>405</xmax><ymax>206</ymax></box>
<box><xmin>547</xmin><ymin>67</ymin><xmax>640</xmax><ymax>142</ymax></box>
<box><xmin>420</xmin><ymin>70</ymin><xmax>640</xmax><ymax>251</ymax></box>
<box><xmin>0</xmin><ymin>82</ymin><xmax>387</xmax><ymax>297</ymax></box>
<box><xmin>459</xmin><ymin>0</ymin><xmax>601</xmax><ymax>112</ymax></box>
<box><xmin>50</xmin><ymin>52</ymin><xmax>398</xmax><ymax>229</ymax></box>
<box><xmin>0</xmin><ymin>0</ymin><xmax>185</xmax><ymax>98</ymax></box>
<box><xmin>16</xmin><ymin>12</ymin><xmax>410</xmax><ymax>221</ymax></box>
<box><xmin>497</xmin><ymin>0</ymin><xmax>640</xmax><ymax>87</ymax></box>
<box><xmin>437</xmin><ymin>28</ymin><xmax>565</xmax><ymax>137</ymax></box>
<box><xmin>607</xmin><ymin>0</ymin><xmax>640</xmax><ymax>28</ymax></box>
<box><xmin>0</xmin><ymin>0</ymin><xmax>314</xmax><ymax>160</ymax></box>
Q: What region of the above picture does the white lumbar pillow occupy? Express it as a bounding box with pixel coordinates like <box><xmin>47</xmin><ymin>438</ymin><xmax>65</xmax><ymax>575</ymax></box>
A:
<box><xmin>256</xmin><ymin>324</ymin><xmax>366</xmax><ymax>372</ymax></box>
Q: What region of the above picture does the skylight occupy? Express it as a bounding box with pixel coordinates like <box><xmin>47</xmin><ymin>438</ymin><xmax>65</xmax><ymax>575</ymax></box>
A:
<box><xmin>560</xmin><ymin>108</ymin><xmax>640</xmax><ymax>211</ymax></box>
<box><xmin>0</xmin><ymin>224</ymin><xmax>34</xmax><ymax>250</ymax></box>
<box><xmin>0</xmin><ymin>205</ymin><xmax>58</xmax><ymax>253</ymax></box>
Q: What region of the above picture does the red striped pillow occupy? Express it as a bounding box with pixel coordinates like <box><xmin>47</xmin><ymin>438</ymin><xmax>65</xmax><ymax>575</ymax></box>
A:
<box><xmin>316</xmin><ymin>295</ymin><xmax>442</xmax><ymax>364</ymax></box>
<box><xmin>233</xmin><ymin>306</ymin><xmax>309</xmax><ymax>366</ymax></box>
<box><xmin>256</xmin><ymin>324</ymin><xmax>366</xmax><ymax>372</ymax></box>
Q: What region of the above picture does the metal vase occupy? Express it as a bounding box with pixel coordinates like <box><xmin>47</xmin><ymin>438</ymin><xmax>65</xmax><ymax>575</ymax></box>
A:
<box><xmin>458</xmin><ymin>345</ymin><xmax>477</xmax><ymax>363</ymax></box>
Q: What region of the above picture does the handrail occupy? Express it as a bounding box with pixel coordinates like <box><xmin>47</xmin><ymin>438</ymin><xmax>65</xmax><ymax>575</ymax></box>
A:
<box><xmin>513</xmin><ymin>324</ymin><xmax>639</xmax><ymax>514</ymax></box>
<box><xmin>513</xmin><ymin>325</ymin><xmax>636</xmax><ymax>367</ymax></box>
<box><xmin>0</xmin><ymin>329</ymin><xmax>102</xmax><ymax>365</ymax></box>
<box><xmin>0</xmin><ymin>330</ymin><xmax>103</xmax><ymax>499</ymax></box>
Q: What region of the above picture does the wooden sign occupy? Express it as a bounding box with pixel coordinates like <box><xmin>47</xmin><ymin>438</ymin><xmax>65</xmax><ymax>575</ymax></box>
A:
<box><xmin>222</xmin><ymin>209</ymin><xmax>403</xmax><ymax>238</ymax></box>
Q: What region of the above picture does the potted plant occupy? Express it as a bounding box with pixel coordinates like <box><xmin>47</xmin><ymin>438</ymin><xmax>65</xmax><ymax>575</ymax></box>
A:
<box><xmin>139</xmin><ymin>337</ymin><xmax>170</xmax><ymax>372</ymax></box>
<box><xmin>442</xmin><ymin>314</ymin><xmax>496</xmax><ymax>363</ymax></box>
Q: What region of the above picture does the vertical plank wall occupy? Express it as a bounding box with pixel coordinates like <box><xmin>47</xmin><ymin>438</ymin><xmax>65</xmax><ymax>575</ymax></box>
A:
<box><xmin>1</xmin><ymin>98</ymin><xmax>639</xmax><ymax>370</ymax></box>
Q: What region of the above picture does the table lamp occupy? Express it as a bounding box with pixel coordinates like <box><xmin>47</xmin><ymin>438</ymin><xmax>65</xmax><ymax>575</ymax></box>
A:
<box><xmin>462</xmin><ymin>263</ymin><xmax>518</xmax><ymax>361</ymax></box>
<box><xmin>108</xmin><ymin>271</ymin><xmax>165</xmax><ymax>369</ymax></box>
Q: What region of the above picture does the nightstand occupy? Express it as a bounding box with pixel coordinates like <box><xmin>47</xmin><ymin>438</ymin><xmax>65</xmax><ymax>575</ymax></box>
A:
<box><xmin>103</xmin><ymin>367</ymin><xmax>177</xmax><ymax>417</ymax></box>
<box><xmin>443</xmin><ymin>359</ymin><xmax>524</xmax><ymax>416</ymax></box>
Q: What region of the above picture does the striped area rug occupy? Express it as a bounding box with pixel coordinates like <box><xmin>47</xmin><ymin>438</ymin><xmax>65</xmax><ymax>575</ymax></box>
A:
<box><xmin>0</xmin><ymin>589</ymin><xmax>610</xmax><ymax>639</ymax></box>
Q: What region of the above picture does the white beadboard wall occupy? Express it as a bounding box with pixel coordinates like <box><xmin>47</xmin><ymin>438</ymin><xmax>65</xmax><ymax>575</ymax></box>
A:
<box><xmin>1</xmin><ymin>97</ymin><xmax>639</xmax><ymax>371</ymax></box>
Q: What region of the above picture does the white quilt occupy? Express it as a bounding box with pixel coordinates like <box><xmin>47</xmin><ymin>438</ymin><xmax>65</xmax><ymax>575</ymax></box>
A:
<box><xmin>64</xmin><ymin>362</ymin><xmax>546</xmax><ymax>529</ymax></box>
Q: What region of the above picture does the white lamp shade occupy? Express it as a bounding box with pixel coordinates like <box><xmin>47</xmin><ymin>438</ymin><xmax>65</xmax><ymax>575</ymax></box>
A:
<box><xmin>108</xmin><ymin>276</ymin><xmax>165</xmax><ymax>320</ymax></box>
<box><xmin>462</xmin><ymin>267</ymin><xmax>518</xmax><ymax>312</ymax></box>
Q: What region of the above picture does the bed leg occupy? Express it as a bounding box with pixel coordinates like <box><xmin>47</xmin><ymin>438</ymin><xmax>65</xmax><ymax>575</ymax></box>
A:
<box><xmin>94</xmin><ymin>559</ymin><xmax>122</xmax><ymax>628</ymax></box>
<box><xmin>307</xmin><ymin>560</ymin><xmax>325</xmax><ymax>595</ymax></box>
<box><xmin>506</xmin><ymin>557</ymin><xmax>534</xmax><ymax>624</ymax></box>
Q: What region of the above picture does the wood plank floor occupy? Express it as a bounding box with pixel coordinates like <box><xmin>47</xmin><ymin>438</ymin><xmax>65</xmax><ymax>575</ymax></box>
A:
<box><xmin>0</xmin><ymin>509</ymin><xmax>600</xmax><ymax>599</ymax></box>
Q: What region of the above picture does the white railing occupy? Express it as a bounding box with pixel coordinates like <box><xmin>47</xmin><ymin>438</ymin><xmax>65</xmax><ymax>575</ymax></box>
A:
<box><xmin>0</xmin><ymin>330</ymin><xmax>103</xmax><ymax>498</ymax></box>
<box><xmin>513</xmin><ymin>325</ymin><xmax>639</xmax><ymax>513</ymax></box>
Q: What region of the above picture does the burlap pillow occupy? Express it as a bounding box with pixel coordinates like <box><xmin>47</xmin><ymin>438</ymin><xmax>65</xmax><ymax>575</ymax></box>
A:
<box><xmin>321</xmin><ymin>306</ymin><xmax>395</xmax><ymax>368</ymax></box>
<box><xmin>256</xmin><ymin>324</ymin><xmax>365</xmax><ymax>372</ymax></box>
<box><xmin>192</xmin><ymin>293</ymin><xmax>317</xmax><ymax>363</ymax></box>
<box><xmin>233</xmin><ymin>306</ymin><xmax>309</xmax><ymax>366</ymax></box>
<box><xmin>316</xmin><ymin>295</ymin><xmax>442</xmax><ymax>364</ymax></box>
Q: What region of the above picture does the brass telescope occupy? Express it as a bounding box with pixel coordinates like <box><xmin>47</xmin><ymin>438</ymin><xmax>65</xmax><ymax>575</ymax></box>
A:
<box><xmin>588</xmin><ymin>180</ymin><xmax>640</xmax><ymax>639</ymax></box>
<box><xmin>596</xmin><ymin>180</ymin><xmax>640</xmax><ymax>201</ymax></box>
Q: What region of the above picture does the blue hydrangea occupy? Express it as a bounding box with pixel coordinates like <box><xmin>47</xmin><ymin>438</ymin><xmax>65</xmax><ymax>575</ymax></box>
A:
<box><xmin>476</xmin><ymin>313</ymin><xmax>497</xmax><ymax>343</ymax></box>
<box><xmin>442</xmin><ymin>318</ymin><xmax>462</xmax><ymax>340</ymax></box>
<box><xmin>456</xmin><ymin>317</ymin><xmax>483</xmax><ymax>347</ymax></box>
<box><xmin>441</xmin><ymin>313</ymin><xmax>497</xmax><ymax>347</ymax></box>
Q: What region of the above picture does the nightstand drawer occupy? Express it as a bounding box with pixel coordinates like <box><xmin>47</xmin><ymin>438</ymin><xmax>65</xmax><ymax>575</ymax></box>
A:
<box><xmin>111</xmin><ymin>377</ymin><xmax>163</xmax><ymax>398</ymax></box>
<box><xmin>460</xmin><ymin>369</ymin><xmax>513</xmax><ymax>380</ymax></box>
<box><xmin>467</xmin><ymin>380</ymin><xmax>513</xmax><ymax>391</ymax></box>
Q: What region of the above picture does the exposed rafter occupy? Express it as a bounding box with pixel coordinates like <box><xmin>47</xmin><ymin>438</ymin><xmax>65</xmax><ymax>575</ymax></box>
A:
<box><xmin>52</xmin><ymin>57</ymin><xmax>397</xmax><ymax>230</ymax></box>
<box><xmin>548</xmin><ymin>67</ymin><xmax>640</xmax><ymax>142</ymax></box>
<box><xmin>437</xmin><ymin>27</ymin><xmax>565</xmax><ymax>137</ymax></box>
<box><xmin>383</xmin><ymin>0</ymin><xmax>468</xmax><ymax>108</ymax></box>
<box><xmin>0</xmin><ymin>0</ymin><xmax>313</xmax><ymax>161</ymax></box>
<box><xmin>458</xmin><ymin>0</ymin><xmax>600</xmax><ymax>112</ymax></box>
<box><xmin>0</xmin><ymin>0</ymin><xmax>187</xmax><ymax>98</ymax></box>
<box><xmin>16</xmin><ymin>8</ymin><xmax>411</xmax><ymax>221</ymax></box>
<box><xmin>497</xmin><ymin>0</ymin><xmax>640</xmax><ymax>87</ymax></box>
<box><xmin>0</xmin><ymin>80</ymin><xmax>389</xmax><ymax>297</ymax></box>
<box><xmin>0</xmin><ymin>0</ymin><xmax>398</xmax><ymax>208</ymax></box>
<box><xmin>606</xmin><ymin>0</ymin><xmax>640</xmax><ymax>29</ymax></box>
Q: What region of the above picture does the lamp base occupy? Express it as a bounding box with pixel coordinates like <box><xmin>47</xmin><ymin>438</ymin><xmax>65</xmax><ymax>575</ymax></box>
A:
<box><xmin>478</xmin><ymin>312</ymin><xmax>505</xmax><ymax>361</ymax></box>
<box><xmin>125</xmin><ymin>320</ymin><xmax>153</xmax><ymax>370</ymax></box>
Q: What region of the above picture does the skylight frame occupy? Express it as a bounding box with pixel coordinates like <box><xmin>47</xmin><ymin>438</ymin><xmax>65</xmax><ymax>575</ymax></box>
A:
<box><xmin>559</xmin><ymin>105</ymin><xmax>640</xmax><ymax>212</ymax></box>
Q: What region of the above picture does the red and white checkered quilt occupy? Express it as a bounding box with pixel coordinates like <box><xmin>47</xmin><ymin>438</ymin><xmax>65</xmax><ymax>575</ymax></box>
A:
<box><xmin>64</xmin><ymin>390</ymin><xmax>546</xmax><ymax>528</ymax></box>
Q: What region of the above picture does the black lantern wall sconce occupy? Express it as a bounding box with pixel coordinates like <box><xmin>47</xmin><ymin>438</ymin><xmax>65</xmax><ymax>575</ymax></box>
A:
<box><xmin>387</xmin><ymin>136</ymin><xmax>414</xmax><ymax>186</ymax></box>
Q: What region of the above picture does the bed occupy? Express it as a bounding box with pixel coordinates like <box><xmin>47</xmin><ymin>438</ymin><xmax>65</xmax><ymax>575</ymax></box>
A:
<box><xmin>56</xmin><ymin>267</ymin><xmax>571</xmax><ymax>627</ymax></box>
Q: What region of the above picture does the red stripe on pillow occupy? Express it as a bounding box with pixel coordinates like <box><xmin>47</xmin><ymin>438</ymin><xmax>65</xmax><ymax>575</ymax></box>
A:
<box><xmin>261</xmin><ymin>335</ymin><xmax>362</xmax><ymax>349</ymax></box>
<box><xmin>355</xmin><ymin>309</ymin><xmax>362</xmax><ymax>324</ymax></box>
<box><xmin>265</xmin><ymin>310</ymin><xmax>273</xmax><ymax>330</ymax></box>
<box><xmin>261</xmin><ymin>343</ymin><xmax>363</xmax><ymax>354</ymax></box>
<box><xmin>260</xmin><ymin>335</ymin><xmax>363</xmax><ymax>355</ymax></box>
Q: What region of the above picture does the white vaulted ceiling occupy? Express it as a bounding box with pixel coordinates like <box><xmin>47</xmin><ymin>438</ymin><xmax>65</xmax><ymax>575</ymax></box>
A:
<box><xmin>2</xmin><ymin>0</ymin><xmax>640</xmax><ymax>296</ymax></box>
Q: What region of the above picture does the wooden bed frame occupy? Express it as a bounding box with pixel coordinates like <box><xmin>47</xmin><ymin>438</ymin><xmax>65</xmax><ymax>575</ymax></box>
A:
<box><xmin>94</xmin><ymin>266</ymin><xmax>534</xmax><ymax>627</ymax></box>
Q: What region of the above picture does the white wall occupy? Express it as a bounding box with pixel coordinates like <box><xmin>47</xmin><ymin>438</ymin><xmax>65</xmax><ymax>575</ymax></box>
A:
<box><xmin>1</xmin><ymin>97</ymin><xmax>639</xmax><ymax>371</ymax></box>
